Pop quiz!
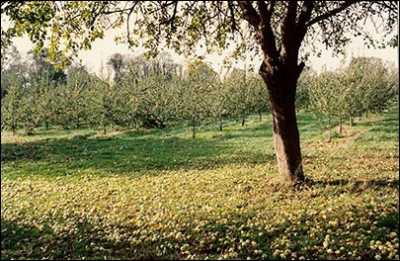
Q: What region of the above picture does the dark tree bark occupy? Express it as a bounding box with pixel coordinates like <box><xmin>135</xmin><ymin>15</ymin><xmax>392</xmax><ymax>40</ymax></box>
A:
<box><xmin>241</xmin><ymin>117</ymin><xmax>245</xmax><ymax>127</ymax></box>
<box><xmin>219</xmin><ymin>115</ymin><xmax>222</xmax><ymax>131</ymax></box>
<box><xmin>12</xmin><ymin>122</ymin><xmax>16</xmax><ymax>136</ymax></box>
<box><xmin>260</xmin><ymin>62</ymin><xmax>305</xmax><ymax>183</ymax></box>
<box><xmin>192</xmin><ymin>118</ymin><xmax>196</xmax><ymax>139</ymax></box>
<box><xmin>328</xmin><ymin>116</ymin><xmax>332</xmax><ymax>142</ymax></box>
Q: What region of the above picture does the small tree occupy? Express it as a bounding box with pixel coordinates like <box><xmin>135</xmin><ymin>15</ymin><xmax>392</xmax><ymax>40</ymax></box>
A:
<box><xmin>347</xmin><ymin>57</ymin><xmax>397</xmax><ymax>116</ymax></box>
<box><xmin>309</xmin><ymin>71</ymin><xmax>341</xmax><ymax>142</ymax></box>
<box><xmin>179</xmin><ymin>60</ymin><xmax>216</xmax><ymax>139</ymax></box>
<box><xmin>1</xmin><ymin>73</ymin><xmax>23</xmax><ymax>135</ymax></box>
<box><xmin>247</xmin><ymin>74</ymin><xmax>270</xmax><ymax>122</ymax></box>
<box><xmin>224</xmin><ymin>69</ymin><xmax>253</xmax><ymax>126</ymax></box>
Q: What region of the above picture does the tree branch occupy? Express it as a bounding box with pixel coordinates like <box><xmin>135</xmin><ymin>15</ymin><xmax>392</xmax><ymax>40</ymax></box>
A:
<box><xmin>160</xmin><ymin>0</ymin><xmax>178</xmax><ymax>32</ymax></box>
<box><xmin>228</xmin><ymin>1</ymin><xmax>238</xmax><ymax>33</ymax></box>
<box><xmin>126</xmin><ymin>2</ymin><xmax>138</xmax><ymax>46</ymax></box>
<box><xmin>237</xmin><ymin>1</ymin><xmax>261</xmax><ymax>30</ymax></box>
<box><xmin>281</xmin><ymin>1</ymin><xmax>298</xmax><ymax>63</ymax></box>
<box><xmin>306</xmin><ymin>1</ymin><xmax>361</xmax><ymax>27</ymax></box>
<box><xmin>257</xmin><ymin>1</ymin><xmax>279</xmax><ymax>63</ymax></box>
<box><xmin>296</xmin><ymin>1</ymin><xmax>314</xmax><ymax>45</ymax></box>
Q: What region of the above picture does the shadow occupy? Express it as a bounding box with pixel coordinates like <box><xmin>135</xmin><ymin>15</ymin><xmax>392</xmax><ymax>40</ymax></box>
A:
<box><xmin>1</xmin><ymin>218</ymin><xmax>163</xmax><ymax>260</ymax></box>
<box><xmin>2</xmin><ymin>200</ymin><xmax>398</xmax><ymax>260</ymax></box>
<box><xmin>305</xmin><ymin>178</ymin><xmax>399</xmax><ymax>189</ymax></box>
<box><xmin>1</xmin><ymin>130</ymin><xmax>275</xmax><ymax>177</ymax></box>
<box><xmin>213</xmin><ymin>122</ymin><xmax>273</xmax><ymax>140</ymax></box>
<box><xmin>297</xmin><ymin>178</ymin><xmax>400</xmax><ymax>197</ymax></box>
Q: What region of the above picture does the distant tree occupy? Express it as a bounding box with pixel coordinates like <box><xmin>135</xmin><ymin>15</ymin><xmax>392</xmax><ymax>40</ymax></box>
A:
<box><xmin>33</xmin><ymin>70</ymin><xmax>57</xmax><ymax>130</ymax></box>
<box><xmin>346</xmin><ymin>57</ymin><xmax>397</xmax><ymax>116</ymax></box>
<box><xmin>224</xmin><ymin>69</ymin><xmax>250</xmax><ymax>126</ymax></box>
<box><xmin>309</xmin><ymin>71</ymin><xmax>341</xmax><ymax>142</ymax></box>
<box><xmin>28</xmin><ymin>48</ymin><xmax>67</xmax><ymax>84</ymax></box>
<box><xmin>211</xmin><ymin>78</ymin><xmax>230</xmax><ymax>131</ymax></box>
<box><xmin>1</xmin><ymin>46</ymin><xmax>28</xmax><ymax>99</ymax></box>
<box><xmin>296</xmin><ymin>67</ymin><xmax>314</xmax><ymax>112</ymax></box>
<box><xmin>180</xmin><ymin>60</ymin><xmax>217</xmax><ymax>139</ymax></box>
<box><xmin>53</xmin><ymin>65</ymin><xmax>93</xmax><ymax>129</ymax></box>
<box><xmin>107</xmin><ymin>53</ymin><xmax>126</xmax><ymax>86</ymax></box>
<box><xmin>247</xmin><ymin>74</ymin><xmax>270</xmax><ymax>122</ymax></box>
<box><xmin>1</xmin><ymin>72</ymin><xmax>23</xmax><ymax>135</ymax></box>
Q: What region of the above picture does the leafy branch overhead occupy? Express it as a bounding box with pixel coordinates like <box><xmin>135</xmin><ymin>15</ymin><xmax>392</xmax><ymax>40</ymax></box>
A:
<box><xmin>1</xmin><ymin>1</ymin><xmax>398</xmax><ymax>65</ymax></box>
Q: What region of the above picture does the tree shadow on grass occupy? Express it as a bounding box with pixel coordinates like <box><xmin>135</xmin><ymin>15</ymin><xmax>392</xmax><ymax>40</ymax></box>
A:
<box><xmin>1</xmin><ymin>218</ymin><xmax>169</xmax><ymax>260</ymax></box>
<box><xmin>1</xmin><ymin>130</ymin><xmax>276</xmax><ymax>177</ymax></box>
<box><xmin>305</xmin><ymin>178</ymin><xmax>399</xmax><ymax>190</ymax></box>
<box><xmin>2</xmin><ymin>201</ymin><xmax>398</xmax><ymax>260</ymax></box>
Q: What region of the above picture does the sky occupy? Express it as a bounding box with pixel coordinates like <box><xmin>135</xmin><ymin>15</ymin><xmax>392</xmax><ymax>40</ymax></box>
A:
<box><xmin>11</xmin><ymin>24</ymin><xmax>399</xmax><ymax>76</ymax></box>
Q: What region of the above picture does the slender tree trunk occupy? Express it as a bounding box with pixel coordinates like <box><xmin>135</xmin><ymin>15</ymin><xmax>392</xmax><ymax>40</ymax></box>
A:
<box><xmin>192</xmin><ymin>118</ymin><xmax>196</xmax><ymax>139</ymax></box>
<box><xmin>259</xmin><ymin>111</ymin><xmax>262</xmax><ymax>122</ymax></box>
<box><xmin>45</xmin><ymin>118</ymin><xmax>49</xmax><ymax>130</ymax></box>
<box><xmin>103</xmin><ymin>125</ymin><xmax>107</xmax><ymax>135</ymax></box>
<box><xmin>219</xmin><ymin>115</ymin><xmax>222</xmax><ymax>131</ymax></box>
<box><xmin>12</xmin><ymin>122</ymin><xmax>16</xmax><ymax>136</ymax></box>
<box><xmin>349</xmin><ymin>116</ymin><xmax>353</xmax><ymax>127</ymax></box>
<box><xmin>241</xmin><ymin>117</ymin><xmax>245</xmax><ymax>127</ymax></box>
<box><xmin>339</xmin><ymin>115</ymin><xmax>343</xmax><ymax>134</ymax></box>
<box><xmin>260</xmin><ymin>63</ymin><xmax>305</xmax><ymax>184</ymax></box>
<box><xmin>328</xmin><ymin>116</ymin><xmax>332</xmax><ymax>142</ymax></box>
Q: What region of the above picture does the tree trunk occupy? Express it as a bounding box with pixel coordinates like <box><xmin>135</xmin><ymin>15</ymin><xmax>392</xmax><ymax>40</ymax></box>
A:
<box><xmin>12</xmin><ymin>122</ymin><xmax>16</xmax><ymax>136</ymax></box>
<box><xmin>260</xmin><ymin>63</ymin><xmax>305</xmax><ymax>184</ymax></box>
<box><xmin>219</xmin><ymin>115</ymin><xmax>222</xmax><ymax>131</ymax></box>
<box><xmin>349</xmin><ymin>116</ymin><xmax>354</xmax><ymax>127</ymax></box>
<box><xmin>192</xmin><ymin>118</ymin><xmax>196</xmax><ymax>139</ymax></box>
<box><xmin>270</xmin><ymin>97</ymin><xmax>304</xmax><ymax>183</ymax></box>
<box><xmin>328</xmin><ymin>116</ymin><xmax>332</xmax><ymax>142</ymax></box>
<box><xmin>259</xmin><ymin>111</ymin><xmax>262</xmax><ymax>122</ymax></box>
<box><xmin>339</xmin><ymin>116</ymin><xmax>343</xmax><ymax>134</ymax></box>
<box><xmin>241</xmin><ymin>117</ymin><xmax>245</xmax><ymax>127</ymax></box>
<box><xmin>45</xmin><ymin>119</ymin><xmax>49</xmax><ymax>130</ymax></box>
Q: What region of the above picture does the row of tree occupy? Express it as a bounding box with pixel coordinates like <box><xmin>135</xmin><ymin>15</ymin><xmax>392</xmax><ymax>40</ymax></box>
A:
<box><xmin>296</xmin><ymin>57</ymin><xmax>398</xmax><ymax>141</ymax></box>
<box><xmin>1</xmin><ymin>49</ymin><xmax>397</xmax><ymax>140</ymax></box>
<box><xmin>1</xmin><ymin>49</ymin><xmax>269</xmax><ymax>138</ymax></box>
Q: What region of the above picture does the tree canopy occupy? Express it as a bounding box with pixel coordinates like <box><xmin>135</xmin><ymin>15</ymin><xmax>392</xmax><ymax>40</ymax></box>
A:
<box><xmin>1</xmin><ymin>1</ymin><xmax>397</xmax><ymax>65</ymax></box>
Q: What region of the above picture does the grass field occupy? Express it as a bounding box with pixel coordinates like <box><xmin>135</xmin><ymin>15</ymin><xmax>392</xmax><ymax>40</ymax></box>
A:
<box><xmin>1</xmin><ymin>107</ymin><xmax>399</xmax><ymax>260</ymax></box>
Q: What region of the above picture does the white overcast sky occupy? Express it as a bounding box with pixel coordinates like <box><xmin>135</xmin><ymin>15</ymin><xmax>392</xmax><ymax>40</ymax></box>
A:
<box><xmin>11</xmin><ymin>25</ymin><xmax>399</xmax><ymax>76</ymax></box>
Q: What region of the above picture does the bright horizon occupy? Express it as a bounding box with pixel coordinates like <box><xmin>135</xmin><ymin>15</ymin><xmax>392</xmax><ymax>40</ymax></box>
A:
<box><xmin>11</xmin><ymin>26</ymin><xmax>399</xmax><ymax>76</ymax></box>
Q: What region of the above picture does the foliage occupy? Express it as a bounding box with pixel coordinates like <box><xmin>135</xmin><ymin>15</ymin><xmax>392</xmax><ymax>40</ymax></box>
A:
<box><xmin>345</xmin><ymin>57</ymin><xmax>398</xmax><ymax>115</ymax></box>
<box><xmin>308</xmin><ymin>71</ymin><xmax>342</xmax><ymax>141</ymax></box>
<box><xmin>1</xmin><ymin>72</ymin><xmax>24</xmax><ymax>134</ymax></box>
<box><xmin>1</xmin><ymin>2</ymin><xmax>397</xmax><ymax>64</ymax></box>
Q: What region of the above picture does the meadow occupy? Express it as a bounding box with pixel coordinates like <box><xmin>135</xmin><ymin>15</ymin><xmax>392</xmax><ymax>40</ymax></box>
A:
<box><xmin>1</xmin><ymin>107</ymin><xmax>398</xmax><ymax>260</ymax></box>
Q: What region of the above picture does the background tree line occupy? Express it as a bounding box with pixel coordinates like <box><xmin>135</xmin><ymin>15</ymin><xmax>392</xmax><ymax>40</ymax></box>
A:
<box><xmin>1</xmin><ymin>48</ymin><xmax>270</xmax><ymax>138</ymax></box>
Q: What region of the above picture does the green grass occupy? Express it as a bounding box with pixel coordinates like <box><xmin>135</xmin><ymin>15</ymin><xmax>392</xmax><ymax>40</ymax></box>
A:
<box><xmin>1</xmin><ymin>108</ymin><xmax>399</xmax><ymax>260</ymax></box>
